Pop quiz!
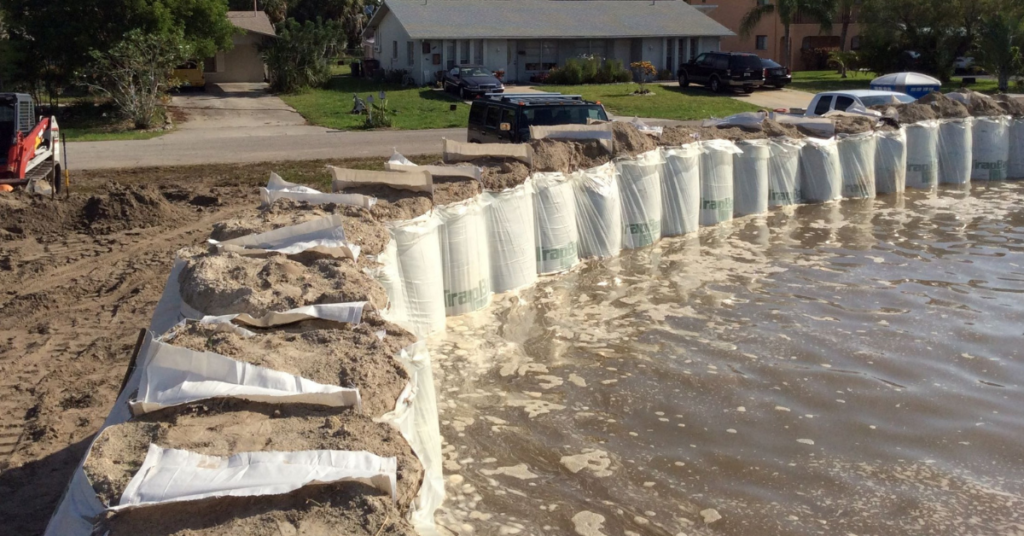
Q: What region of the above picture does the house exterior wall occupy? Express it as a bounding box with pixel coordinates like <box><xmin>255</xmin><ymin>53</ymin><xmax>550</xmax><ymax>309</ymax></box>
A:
<box><xmin>206</xmin><ymin>33</ymin><xmax>268</xmax><ymax>84</ymax></box>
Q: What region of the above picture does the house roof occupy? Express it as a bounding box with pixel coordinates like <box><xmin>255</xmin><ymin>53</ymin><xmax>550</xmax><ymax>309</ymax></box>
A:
<box><xmin>227</xmin><ymin>11</ymin><xmax>277</xmax><ymax>37</ymax></box>
<box><xmin>367</xmin><ymin>0</ymin><xmax>733</xmax><ymax>39</ymax></box>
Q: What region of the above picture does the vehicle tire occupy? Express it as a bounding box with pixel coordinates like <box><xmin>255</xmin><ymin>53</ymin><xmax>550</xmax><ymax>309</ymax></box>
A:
<box><xmin>774</xmin><ymin>83</ymin><xmax>787</xmax><ymax>89</ymax></box>
<box><xmin>710</xmin><ymin>76</ymin><xmax>722</xmax><ymax>93</ymax></box>
<box><xmin>743</xmin><ymin>87</ymin><xmax>755</xmax><ymax>94</ymax></box>
<box><xmin>678</xmin><ymin>72</ymin><xmax>689</xmax><ymax>87</ymax></box>
<box><xmin>459</xmin><ymin>87</ymin><xmax>466</xmax><ymax>100</ymax></box>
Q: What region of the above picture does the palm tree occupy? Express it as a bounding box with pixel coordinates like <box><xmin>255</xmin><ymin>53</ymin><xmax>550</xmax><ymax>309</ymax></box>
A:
<box><xmin>740</xmin><ymin>0</ymin><xmax>836</xmax><ymax>69</ymax></box>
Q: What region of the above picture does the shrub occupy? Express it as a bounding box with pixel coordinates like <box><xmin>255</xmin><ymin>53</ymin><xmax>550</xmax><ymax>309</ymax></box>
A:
<box><xmin>657</xmin><ymin>68</ymin><xmax>673</xmax><ymax>81</ymax></box>
<box><xmin>261</xmin><ymin>17</ymin><xmax>345</xmax><ymax>93</ymax></box>
<box><xmin>547</xmin><ymin>57</ymin><xmax>632</xmax><ymax>85</ymax></box>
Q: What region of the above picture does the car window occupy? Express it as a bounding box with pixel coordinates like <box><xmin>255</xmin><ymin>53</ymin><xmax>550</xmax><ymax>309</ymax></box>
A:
<box><xmin>485</xmin><ymin>106</ymin><xmax>501</xmax><ymax>129</ymax></box>
<box><xmin>895</xmin><ymin>95</ymin><xmax>916</xmax><ymax>104</ymax></box>
<box><xmin>730</xmin><ymin>55</ymin><xmax>763</xmax><ymax>71</ymax></box>
<box><xmin>813</xmin><ymin>96</ymin><xmax>834</xmax><ymax>115</ymax></box>
<box><xmin>834</xmin><ymin>96</ymin><xmax>855</xmax><ymax>111</ymax></box>
<box><xmin>460</xmin><ymin>67</ymin><xmax>491</xmax><ymax>77</ymax></box>
<box><xmin>715</xmin><ymin>56</ymin><xmax>730</xmax><ymax>70</ymax></box>
<box><xmin>521</xmin><ymin>105</ymin><xmax>608</xmax><ymax>128</ymax></box>
<box><xmin>469</xmin><ymin>104</ymin><xmax>486</xmax><ymax>125</ymax></box>
<box><xmin>694</xmin><ymin>53</ymin><xmax>708</xmax><ymax>65</ymax></box>
<box><xmin>500</xmin><ymin>108</ymin><xmax>516</xmax><ymax>128</ymax></box>
<box><xmin>762</xmin><ymin>59</ymin><xmax>781</xmax><ymax>68</ymax></box>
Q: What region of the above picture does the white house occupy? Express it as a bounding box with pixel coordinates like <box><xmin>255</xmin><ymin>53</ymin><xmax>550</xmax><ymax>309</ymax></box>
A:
<box><xmin>363</xmin><ymin>0</ymin><xmax>733</xmax><ymax>85</ymax></box>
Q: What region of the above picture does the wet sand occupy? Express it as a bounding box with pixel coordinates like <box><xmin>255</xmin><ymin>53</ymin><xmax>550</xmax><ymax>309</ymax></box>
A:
<box><xmin>431</xmin><ymin>183</ymin><xmax>1024</xmax><ymax>535</ymax></box>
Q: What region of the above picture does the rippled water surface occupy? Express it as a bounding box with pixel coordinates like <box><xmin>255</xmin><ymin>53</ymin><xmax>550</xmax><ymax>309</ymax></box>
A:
<box><xmin>430</xmin><ymin>183</ymin><xmax>1024</xmax><ymax>536</ymax></box>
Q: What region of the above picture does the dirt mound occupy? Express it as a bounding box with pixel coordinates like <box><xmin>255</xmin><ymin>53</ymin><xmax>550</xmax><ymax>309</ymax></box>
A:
<box><xmin>611</xmin><ymin>122</ymin><xmax>658</xmax><ymax>157</ymax></box>
<box><xmin>993</xmin><ymin>94</ymin><xmax>1024</xmax><ymax>116</ymax></box>
<box><xmin>82</xmin><ymin>400</ymin><xmax>423</xmax><ymax>510</ymax></box>
<box><xmin>98</xmin><ymin>480</ymin><xmax>416</xmax><ymax>536</ymax></box>
<box><xmin>660</xmin><ymin>124</ymin><xmax>768</xmax><ymax>145</ymax></box>
<box><xmin>530</xmin><ymin>139</ymin><xmax>578</xmax><ymax>173</ymax></box>
<box><xmin>481</xmin><ymin>161</ymin><xmax>531</xmax><ymax>191</ymax></box>
<box><xmin>889</xmin><ymin>103</ymin><xmax>937</xmax><ymax>124</ymax></box>
<box><xmin>763</xmin><ymin>119</ymin><xmax>805</xmax><ymax>138</ymax></box>
<box><xmin>659</xmin><ymin>126</ymin><xmax>702</xmax><ymax>146</ymax></box>
<box><xmin>178</xmin><ymin>252</ymin><xmax>387</xmax><ymax>317</ymax></box>
<box><xmin>81</xmin><ymin>183</ymin><xmax>191</xmax><ymax>235</ymax></box>
<box><xmin>963</xmin><ymin>92</ymin><xmax>1006</xmax><ymax>117</ymax></box>
<box><xmin>918</xmin><ymin>92</ymin><xmax>970</xmax><ymax>119</ymax></box>
<box><xmin>832</xmin><ymin>115</ymin><xmax>878</xmax><ymax>135</ymax></box>
<box><xmin>168</xmin><ymin>319</ymin><xmax>416</xmax><ymax>416</ymax></box>
<box><xmin>432</xmin><ymin>178</ymin><xmax>481</xmax><ymax>206</ymax></box>
<box><xmin>0</xmin><ymin>189</ymin><xmax>78</xmax><ymax>238</ymax></box>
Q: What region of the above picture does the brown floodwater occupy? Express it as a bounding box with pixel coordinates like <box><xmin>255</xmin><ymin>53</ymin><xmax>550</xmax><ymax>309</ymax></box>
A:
<box><xmin>429</xmin><ymin>182</ymin><xmax>1024</xmax><ymax>536</ymax></box>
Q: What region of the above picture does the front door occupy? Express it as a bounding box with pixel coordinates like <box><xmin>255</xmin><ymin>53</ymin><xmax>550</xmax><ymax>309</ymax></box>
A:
<box><xmin>506</xmin><ymin>40</ymin><xmax>518</xmax><ymax>84</ymax></box>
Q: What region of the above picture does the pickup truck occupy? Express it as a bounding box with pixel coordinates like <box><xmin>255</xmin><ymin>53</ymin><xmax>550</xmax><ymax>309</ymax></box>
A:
<box><xmin>805</xmin><ymin>90</ymin><xmax>915</xmax><ymax>117</ymax></box>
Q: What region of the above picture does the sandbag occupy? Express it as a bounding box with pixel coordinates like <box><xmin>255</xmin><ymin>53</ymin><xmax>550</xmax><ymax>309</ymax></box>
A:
<box><xmin>971</xmin><ymin>116</ymin><xmax>1010</xmax><ymax>181</ymax></box>
<box><xmin>1010</xmin><ymin>118</ymin><xmax>1024</xmax><ymax>180</ymax></box>
<box><xmin>733</xmin><ymin>139</ymin><xmax>770</xmax><ymax>216</ymax></box>
<box><xmin>533</xmin><ymin>172</ymin><xmax>580</xmax><ymax>274</ymax></box>
<box><xmin>938</xmin><ymin>118</ymin><xmax>973</xmax><ymax>185</ymax></box>
<box><xmin>390</xmin><ymin>215</ymin><xmax>446</xmax><ymax>336</ymax></box>
<box><xmin>573</xmin><ymin>163</ymin><xmax>622</xmax><ymax>259</ymax></box>
<box><xmin>837</xmin><ymin>132</ymin><xmax>877</xmax><ymax>199</ymax></box>
<box><xmin>768</xmin><ymin>138</ymin><xmax>803</xmax><ymax>206</ymax></box>
<box><xmin>616</xmin><ymin>149</ymin><xmax>664</xmax><ymax>249</ymax></box>
<box><xmin>699</xmin><ymin>139</ymin><xmax>741</xmax><ymax>226</ymax></box>
<box><xmin>799</xmin><ymin>137</ymin><xmax>842</xmax><ymax>203</ymax></box>
<box><xmin>875</xmin><ymin>128</ymin><xmax>907</xmax><ymax>194</ymax></box>
<box><xmin>438</xmin><ymin>198</ymin><xmax>492</xmax><ymax>316</ymax></box>
<box><xmin>483</xmin><ymin>182</ymin><xmax>538</xmax><ymax>293</ymax></box>
<box><xmin>905</xmin><ymin>120</ymin><xmax>939</xmax><ymax>190</ymax></box>
<box><xmin>660</xmin><ymin>144</ymin><xmax>701</xmax><ymax>235</ymax></box>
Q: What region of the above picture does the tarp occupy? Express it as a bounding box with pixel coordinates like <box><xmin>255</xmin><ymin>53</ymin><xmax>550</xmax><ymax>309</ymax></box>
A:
<box><xmin>438</xmin><ymin>198</ymin><xmax>492</xmax><ymax>316</ymax></box>
<box><xmin>572</xmin><ymin>163</ymin><xmax>622</xmax><ymax>259</ymax></box>
<box><xmin>210</xmin><ymin>214</ymin><xmax>360</xmax><ymax>261</ymax></box>
<box><xmin>260</xmin><ymin>173</ymin><xmax>376</xmax><ymax>209</ymax></box>
<box><xmin>938</xmin><ymin>118</ymin><xmax>973</xmax><ymax>185</ymax></box>
<box><xmin>616</xmin><ymin>149</ymin><xmax>664</xmax><ymax>248</ymax></box>
<box><xmin>533</xmin><ymin>171</ymin><xmax>580</xmax><ymax>273</ymax></box>
<box><xmin>660</xmin><ymin>144</ymin><xmax>701</xmax><ymax>235</ymax></box>
<box><xmin>837</xmin><ymin>132</ymin><xmax>877</xmax><ymax>199</ymax></box>
<box><xmin>699</xmin><ymin>139</ymin><xmax>741</xmax><ymax>226</ymax></box>
<box><xmin>875</xmin><ymin>128</ymin><xmax>907</xmax><ymax>194</ymax></box>
<box><xmin>768</xmin><ymin>138</ymin><xmax>804</xmax><ymax>206</ymax></box>
<box><xmin>799</xmin><ymin>137</ymin><xmax>842</xmax><ymax>203</ymax></box>
<box><xmin>971</xmin><ymin>116</ymin><xmax>1010</xmax><ymax>181</ymax></box>
<box><xmin>483</xmin><ymin>181</ymin><xmax>538</xmax><ymax>293</ymax></box>
<box><xmin>905</xmin><ymin>120</ymin><xmax>940</xmax><ymax>189</ymax></box>
<box><xmin>733</xmin><ymin>139</ymin><xmax>771</xmax><ymax>216</ymax></box>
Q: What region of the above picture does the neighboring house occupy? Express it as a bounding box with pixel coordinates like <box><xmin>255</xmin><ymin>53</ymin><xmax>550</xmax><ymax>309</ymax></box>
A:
<box><xmin>686</xmin><ymin>0</ymin><xmax>861</xmax><ymax>70</ymax></box>
<box><xmin>363</xmin><ymin>0</ymin><xmax>733</xmax><ymax>85</ymax></box>
<box><xmin>205</xmin><ymin>11</ymin><xmax>277</xmax><ymax>84</ymax></box>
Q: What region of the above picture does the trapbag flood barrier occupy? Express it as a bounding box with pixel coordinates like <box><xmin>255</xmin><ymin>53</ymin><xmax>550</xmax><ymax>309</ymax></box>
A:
<box><xmin>533</xmin><ymin>172</ymin><xmax>580</xmax><ymax>274</ymax></box>
<box><xmin>660</xmin><ymin>144</ymin><xmax>701</xmax><ymax>235</ymax></box>
<box><xmin>938</xmin><ymin>118</ymin><xmax>973</xmax><ymax>185</ymax></box>
<box><xmin>617</xmin><ymin>150</ymin><xmax>664</xmax><ymax>248</ymax></box>
<box><xmin>837</xmin><ymin>132</ymin><xmax>877</xmax><ymax>199</ymax></box>
<box><xmin>699</xmin><ymin>140</ymin><xmax>741</xmax><ymax>226</ymax></box>
<box><xmin>875</xmin><ymin>128</ymin><xmax>907</xmax><ymax>194</ymax></box>
<box><xmin>733</xmin><ymin>139</ymin><xmax>771</xmax><ymax>217</ymax></box>
<box><xmin>483</xmin><ymin>182</ymin><xmax>538</xmax><ymax>293</ymax></box>
<box><xmin>972</xmin><ymin>116</ymin><xmax>1010</xmax><ymax>181</ymax></box>
<box><xmin>799</xmin><ymin>137</ymin><xmax>842</xmax><ymax>203</ymax></box>
<box><xmin>905</xmin><ymin>121</ymin><xmax>939</xmax><ymax>190</ymax></box>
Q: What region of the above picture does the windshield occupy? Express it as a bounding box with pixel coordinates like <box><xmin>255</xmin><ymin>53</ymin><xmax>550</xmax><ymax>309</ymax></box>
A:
<box><xmin>762</xmin><ymin>59</ymin><xmax>782</xmax><ymax>68</ymax></box>
<box><xmin>859</xmin><ymin>94</ymin><xmax>915</xmax><ymax>107</ymax></box>
<box><xmin>730</xmin><ymin>55</ymin><xmax>764</xmax><ymax>71</ymax></box>
<box><xmin>520</xmin><ymin>105</ymin><xmax>608</xmax><ymax>127</ymax></box>
<box><xmin>459</xmin><ymin>67</ymin><xmax>492</xmax><ymax>77</ymax></box>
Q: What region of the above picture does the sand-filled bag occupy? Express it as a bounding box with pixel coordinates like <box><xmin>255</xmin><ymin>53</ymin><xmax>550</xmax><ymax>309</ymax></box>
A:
<box><xmin>875</xmin><ymin>128</ymin><xmax>907</xmax><ymax>194</ymax></box>
<box><xmin>483</xmin><ymin>181</ymin><xmax>538</xmax><ymax>293</ymax></box>
<box><xmin>768</xmin><ymin>138</ymin><xmax>803</xmax><ymax>206</ymax></box>
<box><xmin>660</xmin><ymin>144</ymin><xmax>701</xmax><ymax>235</ymax></box>
<box><xmin>938</xmin><ymin>118</ymin><xmax>973</xmax><ymax>185</ymax></box>
<box><xmin>533</xmin><ymin>171</ymin><xmax>580</xmax><ymax>274</ymax></box>
<box><xmin>389</xmin><ymin>215</ymin><xmax>446</xmax><ymax>336</ymax></box>
<box><xmin>837</xmin><ymin>132</ymin><xmax>877</xmax><ymax>199</ymax></box>
<box><xmin>699</xmin><ymin>139</ymin><xmax>741</xmax><ymax>226</ymax></box>
<box><xmin>616</xmin><ymin>149</ymin><xmax>664</xmax><ymax>249</ymax></box>
<box><xmin>799</xmin><ymin>137</ymin><xmax>842</xmax><ymax>203</ymax></box>
<box><xmin>438</xmin><ymin>198</ymin><xmax>492</xmax><ymax>316</ymax></box>
<box><xmin>971</xmin><ymin>116</ymin><xmax>1010</xmax><ymax>181</ymax></box>
<box><xmin>905</xmin><ymin>120</ymin><xmax>940</xmax><ymax>189</ymax></box>
<box><xmin>1010</xmin><ymin>118</ymin><xmax>1024</xmax><ymax>180</ymax></box>
<box><xmin>733</xmin><ymin>139</ymin><xmax>770</xmax><ymax>217</ymax></box>
<box><xmin>572</xmin><ymin>163</ymin><xmax>622</xmax><ymax>259</ymax></box>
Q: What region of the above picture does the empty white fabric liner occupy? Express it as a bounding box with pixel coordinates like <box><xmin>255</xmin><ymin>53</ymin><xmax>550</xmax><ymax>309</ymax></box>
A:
<box><xmin>182</xmin><ymin>303</ymin><xmax>367</xmax><ymax>330</ymax></box>
<box><xmin>971</xmin><ymin>116</ymin><xmax>1010</xmax><ymax>181</ymax></box>
<box><xmin>799</xmin><ymin>137</ymin><xmax>842</xmax><ymax>203</ymax></box>
<box><xmin>386</xmin><ymin>150</ymin><xmax>482</xmax><ymax>181</ymax></box>
<box><xmin>660</xmin><ymin>144</ymin><xmax>701</xmax><ymax>236</ymax></box>
<box><xmin>260</xmin><ymin>172</ymin><xmax>376</xmax><ymax>209</ymax></box>
<box><xmin>617</xmin><ymin>150</ymin><xmax>664</xmax><ymax>249</ymax></box>
<box><xmin>629</xmin><ymin>116</ymin><xmax>664</xmax><ymax>136</ymax></box>
<box><xmin>733</xmin><ymin>139</ymin><xmax>771</xmax><ymax>216</ymax></box>
<box><xmin>702</xmin><ymin>111</ymin><xmax>767</xmax><ymax>130</ymax></box>
<box><xmin>572</xmin><ymin>163</ymin><xmax>622</xmax><ymax>259</ymax></box>
<box><xmin>875</xmin><ymin>128</ymin><xmax>907</xmax><ymax>194</ymax></box>
<box><xmin>438</xmin><ymin>198</ymin><xmax>492</xmax><ymax>316</ymax></box>
<box><xmin>444</xmin><ymin>138</ymin><xmax>532</xmax><ymax>165</ymax></box>
<box><xmin>699</xmin><ymin>139</ymin><xmax>741</xmax><ymax>226</ymax></box>
<box><xmin>210</xmin><ymin>214</ymin><xmax>359</xmax><ymax>261</ymax></box>
<box><xmin>768</xmin><ymin>138</ymin><xmax>804</xmax><ymax>206</ymax></box>
<box><xmin>390</xmin><ymin>214</ymin><xmax>447</xmax><ymax>336</ymax></box>
<box><xmin>130</xmin><ymin>332</ymin><xmax>362</xmax><ymax>415</ymax></box>
<box><xmin>1009</xmin><ymin>118</ymin><xmax>1024</xmax><ymax>180</ymax></box>
<box><xmin>483</xmin><ymin>182</ymin><xmax>538</xmax><ymax>293</ymax></box>
<box><xmin>837</xmin><ymin>132</ymin><xmax>877</xmax><ymax>199</ymax></box>
<box><xmin>116</xmin><ymin>446</ymin><xmax>397</xmax><ymax>508</ymax></box>
<box><xmin>905</xmin><ymin>120</ymin><xmax>940</xmax><ymax>189</ymax></box>
<box><xmin>374</xmin><ymin>239</ymin><xmax>408</xmax><ymax>325</ymax></box>
<box><xmin>533</xmin><ymin>171</ymin><xmax>580</xmax><ymax>273</ymax></box>
<box><xmin>938</xmin><ymin>118</ymin><xmax>973</xmax><ymax>185</ymax></box>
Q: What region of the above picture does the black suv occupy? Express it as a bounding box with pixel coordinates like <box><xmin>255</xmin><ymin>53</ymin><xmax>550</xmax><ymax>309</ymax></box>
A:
<box><xmin>678</xmin><ymin>52</ymin><xmax>765</xmax><ymax>93</ymax></box>
<box><xmin>468</xmin><ymin>93</ymin><xmax>609</xmax><ymax>144</ymax></box>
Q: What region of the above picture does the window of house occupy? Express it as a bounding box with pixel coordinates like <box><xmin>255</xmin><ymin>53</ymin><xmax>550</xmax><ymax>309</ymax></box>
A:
<box><xmin>407</xmin><ymin>41</ymin><xmax>415</xmax><ymax>65</ymax></box>
<box><xmin>756</xmin><ymin>35</ymin><xmax>768</xmax><ymax>50</ymax></box>
<box><xmin>446</xmin><ymin>40</ymin><xmax>456</xmax><ymax>69</ymax></box>
<box><xmin>393</xmin><ymin>41</ymin><xmax>398</xmax><ymax>59</ymax></box>
<box><xmin>460</xmin><ymin>40</ymin><xmax>470</xmax><ymax>64</ymax></box>
<box><xmin>850</xmin><ymin>35</ymin><xmax>862</xmax><ymax>50</ymax></box>
<box><xmin>474</xmin><ymin>40</ymin><xmax>484</xmax><ymax>64</ymax></box>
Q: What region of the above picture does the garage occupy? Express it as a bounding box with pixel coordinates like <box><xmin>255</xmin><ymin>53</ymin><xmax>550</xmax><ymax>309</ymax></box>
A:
<box><xmin>205</xmin><ymin>11</ymin><xmax>276</xmax><ymax>84</ymax></box>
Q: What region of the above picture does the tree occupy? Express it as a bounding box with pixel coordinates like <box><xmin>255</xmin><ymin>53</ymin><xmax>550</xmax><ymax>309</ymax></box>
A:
<box><xmin>260</xmin><ymin>18</ymin><xmax>344</xmax><ymax>93</ymax></box>
<box><xmin>975</xmin><ymin>13</ymin><xmax>1023</xmax><ymax>92</ymax></box>
<box><xmin>739</xmin><ymin>0</ymin><xmax>835</xmax><ymax>69</ymax></box>
<box><xmin>834</xmin><ymin>0</ymin><xmax>857</xmax><ymax>51</ymax></box>
<box><xmin>228</xmin><ymin>0</ymin><xmax>288</xmax><ymax>24</ymax></box>
<box><xmin>287</xmin><ymin>0</ymin><xmax>368</xmax><ymax>54</ymax></box>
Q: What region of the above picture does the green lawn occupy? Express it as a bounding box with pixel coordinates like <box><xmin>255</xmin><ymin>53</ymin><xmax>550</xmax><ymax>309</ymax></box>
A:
<box><xmin>789</xmin><ymin>70</ymin><xmax>1001</xmax><ymax>94</ymax></box>
<box><xmin>542</xmin><ymin>83</ymin><xmax>763</xmax><ymax>120</ymax></box>
<box><xmin>61</xmin><ymin>101</ymin><xmax>171</xmax><ymax>142</ymax></box>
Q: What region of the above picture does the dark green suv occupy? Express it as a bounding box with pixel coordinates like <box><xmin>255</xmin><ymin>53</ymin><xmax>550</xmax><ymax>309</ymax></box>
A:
<box><xmin>468</xmin><ymin>93</ymin><xmax>609</xmax><ymax>144</ymax></box>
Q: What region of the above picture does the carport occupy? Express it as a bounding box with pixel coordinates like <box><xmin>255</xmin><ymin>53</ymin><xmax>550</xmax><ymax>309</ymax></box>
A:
<box><xmin>205</xmin><ymin>11</ymin><xmax>276</xmax><ymax>85</ymax></box>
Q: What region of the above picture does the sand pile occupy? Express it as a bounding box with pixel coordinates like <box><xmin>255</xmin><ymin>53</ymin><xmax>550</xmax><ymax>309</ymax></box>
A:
<box><xmin>480</xmin><ymin>160</ymin><xmax>531</xmax><ymax>191</ymax></box>
<box><xmin>611</xmin><ymin>122</ymin><xmax>658</xmax><ymax>157</ymax></box>
<box><xmin>963</xmin><ymin>91</ymin><xmax>1006</xmax><ymax>117</ymax></box>
<box><xmin>431</xmin><ymin>178</ymin><xmax>481</xmax><ymax>206</ymax></box>
<box><xmin>82</xmin><ymin>400</ymin><xmax>423</xmax><ymax>510</ymax></box>
<box><xmin>659</xmin><ymin>124</ymin><xmax>769</xmax><ymax>145</ymax></box>
<box><xmin>168</xmin><ymin>320</ymin><xmax>415</xmax><ymax>416</ymax></box>
<box><xmin>832</xmin><ymin>115</ymin><xmax>878</xmax><ymax>135</ymax></box>
<box><xmin>81</xmin><ymin>183</ymin><xmax>191</xmax><ymax>235</ymax></box>
<box><xmin>528</xmin><ymin>138</ymin><xmax>612</xmax><ymax>174</ymax></box>
<box><xmin>876</xmin><ymin>102</ymin><xmax>938</xmax><ymax>124</ymax></box>
<box><xmin>0</xmin><ymin>189</ymin><xmax>77</xmax><ymax>238</ymax></box>
<box><xmin>178</xmin><ymin>252</ymin><xmax>387</xmax><ymax>317</ymax></box>
<box><xmin>763</xmin><ymin>119</ymin><xmax>805</xmax><ymax>138</ymax></box>
<box><xmin>918</xmin><ymin>92</ymin><xmax>970</xmax><ymax>118</ymax></box>
<box><xmin>993</xmin><ymin>94</ymin><xmax>1024</xmax><ymax>116</ymax></box>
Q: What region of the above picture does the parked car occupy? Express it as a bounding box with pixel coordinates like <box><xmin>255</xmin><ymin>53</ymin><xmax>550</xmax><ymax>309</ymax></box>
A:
<box><xmin>761</xmin><ymin>59</ymin><xmax>791</xmax><ymax>89</ymax></box>
<box><xmin>805</xmin><ymin>90</ymin><xmax>916</xmax><ymax>117</ymax></box>
<box><xmin>678</xmin><ymin>52</ymin><xmax>765</xmax><ymax>93</ymax></box>
<box><xmin>468</xmin><ymin>93</ymin><xmax>609</xmax><ymax>144</ymax></box>
<box><xmin>172</xmin><ymin>61</ymin><xmax>205</xmax><ymax>90</ymax></box>
<box><xmin>444</xmin><ymin>65</ymin><xmax>504</xmax><ymax>99</ymax></box>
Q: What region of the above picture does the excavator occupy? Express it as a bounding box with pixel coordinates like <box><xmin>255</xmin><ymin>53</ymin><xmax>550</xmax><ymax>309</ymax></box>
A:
<box><xmin>0</xmin><ymin>93</ymin><xmax>68</xmax><ymax>196</ymax></box>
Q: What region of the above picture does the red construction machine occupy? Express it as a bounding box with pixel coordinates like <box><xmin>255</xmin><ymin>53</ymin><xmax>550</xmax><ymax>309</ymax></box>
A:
<box><xmin>0</xmin><ymin>93</ymin><xmax>67</xmax><ymax>195</ymax></box>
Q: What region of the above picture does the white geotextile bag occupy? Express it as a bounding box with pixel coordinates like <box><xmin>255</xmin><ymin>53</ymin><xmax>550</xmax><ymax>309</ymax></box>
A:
<box><xmin>699</xmin><ymin>139</ymin><xmax>741</xmax><ymax>226</ymax></box>
<box><xmin>905</xmin><ymin>120</ymin><xmax>939</xmax><ymax>189</ymax></box>
<box><xmin>210</xmin><ymin>214</ymin><xmax>359</xmax><ymax>261</ymax></box>
<box><xmin>533</xmin><ymin>172</ymin><xmax>580</xmax><ymax>273</ymax></box>
<box><xmin>733</xmin><ymin>139</ymin><xmax>770</xmax><ymax>216</ymax></box>
<box><xmin>837</xmin><ymin>132</ymin><xmax>877</xmax><ymax>199</ymax></box>
<box><xmin>938</xmin><ymin>118</ymin><xmax>973</xmax><ymax>185</ymax></box>
<box><xmin>616</xmin><ymin>149</ymin><xmax>664</xmax><ymax>248</ymax></box>
<box><xmin>971</xmin><ymin>116</ymin><xmax>1010</xmax><ymax>181</ymax></box>
<box><xmin>375</xmin><ymin>239</ymin><xmax>408</xmax><ymax>325</ymax></box>
<box><xmin>389</xmin><ymin>214</ymin><xmax>447</xmax><ymax>336</ymax></box>
<box><xmin>1009</xmin><ymin>118</ymin><xmax>1024</xmax><ymax>180</ymax></box>
<box><xmin>768</xmin><ymin>138</ymin><xmax>803</xmax><ymax>206</ymax></box>
<box><xmin>660</xmin><ymin>144</ymin><xmax>701</xmax><ymax>236</ymax></box>
<box><xmin>387</xmin><ymin>150</ymin><xmax>482</xmax><ymax>181</ymax></box>
<box><xmin>260</xmin><ymin>172</ymin><xmax>376</xmax><ymax>209</ymax></box>
<box><xmin>483</xmin><ymin>182</ymin><xmax>538</xmax><ymax>293</ymax></box>
<box><xmin>438</xmin><ymin>198</ymin><xmax>492</xmax><ymax>316</ymax></box>
<box><xmin>799</xmin><ymin>137</ymin><xmax>842</xmax><ymax>203</ymax></box>
<box><xmin>572</xmin><ymin>163</ymin><xmax>622</xmax><ymax>259</ymax></box>
<box><xmin>875</xmin><ymin>128</ymin><xmax>907</xmax><ymax>194</ymax></box>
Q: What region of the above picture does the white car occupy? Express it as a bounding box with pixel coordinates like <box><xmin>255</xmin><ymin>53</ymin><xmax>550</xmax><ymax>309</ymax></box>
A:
<box><xmin>805</xmin><ymin>90</ymin><xmax>916</xmax><ymax>117</ymax></box>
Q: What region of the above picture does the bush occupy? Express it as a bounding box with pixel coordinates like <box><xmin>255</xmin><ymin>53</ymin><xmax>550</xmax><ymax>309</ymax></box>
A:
<box><xmin>547</xmin><ymin>57</ymin><xmax>632</xmax><ymax>85</ymax></box>
<box><xmin>657</xmin><ymin>68</ymin><xmax>673</xmax><ymax>80</ymax></box>
<box><xmin>261</xmin><ymin>18</ymin><xmax>345</xmax><ymax>93</ymax></box>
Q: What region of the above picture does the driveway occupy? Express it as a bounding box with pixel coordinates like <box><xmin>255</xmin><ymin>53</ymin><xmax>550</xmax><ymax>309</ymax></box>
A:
<box><xmin>170</xmin><ymin>83</ymin><xmax>307</xmax><ymax>130</ymax></box>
